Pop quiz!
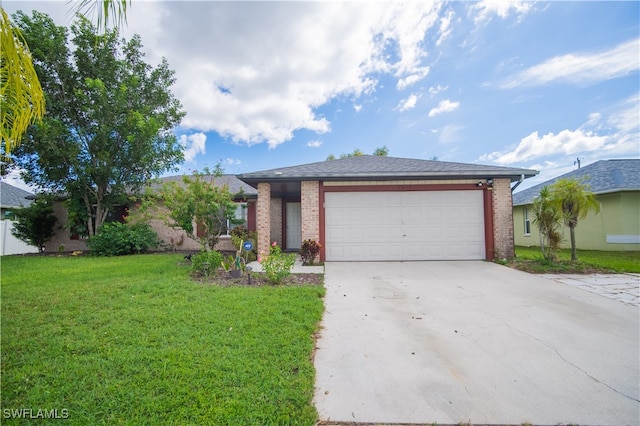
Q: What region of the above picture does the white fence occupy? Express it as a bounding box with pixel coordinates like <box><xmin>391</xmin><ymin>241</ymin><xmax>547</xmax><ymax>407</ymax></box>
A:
<box><xmin>1</xmin><ymin>220</ymin><xmax>38</xmax><ymax>256</ymax></box>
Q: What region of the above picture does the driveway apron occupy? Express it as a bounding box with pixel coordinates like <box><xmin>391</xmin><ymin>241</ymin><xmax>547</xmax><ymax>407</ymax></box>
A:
<box><xmin>313</xmin><ymin>261</ymin><xmax>639</xmax><ymax>425</ymax></box>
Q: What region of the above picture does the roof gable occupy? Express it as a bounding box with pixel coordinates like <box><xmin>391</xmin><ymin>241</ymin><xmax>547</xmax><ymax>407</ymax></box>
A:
<box><xmin>238</xmin><ymin>155</ymin><xmax>538</xmax><ymax>183</ymax></box>
<box><xmin>513</xmin><ymin>159</ymin><xmax>640</xmax><ymax>206</ymax></box>
<box><xmin>0</xmin><ymin>181</ymin><xmax>34</xmax><ymax>209</ymax></box>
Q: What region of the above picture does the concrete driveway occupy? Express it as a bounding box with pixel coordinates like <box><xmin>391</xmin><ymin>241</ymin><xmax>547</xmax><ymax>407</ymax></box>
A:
<box><xmin>313</xmin><ymin>261</ymin><xmax>639</xmax><ymax>425</ymax></box>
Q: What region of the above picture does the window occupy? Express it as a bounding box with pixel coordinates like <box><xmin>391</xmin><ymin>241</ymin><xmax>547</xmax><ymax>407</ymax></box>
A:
<box><xmin>226</xmin><ymin>203</ymin><xmax>247</xmax><ymax>234</ymax></box>
<box><xmin>2</xmin><ymin>210</ymin><xmax>15</xmax><ymax>221</ymax></box>
<box><xmin>523</xmin><ymin>207</ymin><xmax>531</xmax><ymax>236</ymax></box>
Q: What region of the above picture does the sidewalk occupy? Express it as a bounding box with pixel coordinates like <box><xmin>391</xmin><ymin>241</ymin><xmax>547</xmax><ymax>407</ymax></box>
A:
<box><xmin>540</xmin><ymin>273</ymin><xmax>640</xmax><ymax>306</ymax></box>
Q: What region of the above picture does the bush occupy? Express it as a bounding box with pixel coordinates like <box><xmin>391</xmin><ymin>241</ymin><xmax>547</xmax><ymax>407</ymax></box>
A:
<box><xmin>88</xmin><ymin>222</ymin><xmax>160</xmax><ymax>256</ymax></box>
<box><xmin>229</xmin><ymin>225</ymin><xmax>258</xmax><ymax>262</ymax></box>
<box><xmin>191</xmin><ymin>250</ymin><xmax>224</xmax><ymax>277</ymax></box>
<box><xmin>11</xmin><ymin>198</ymin><xmax>57</xmax><ymax>252</ymax></box>
<box><xmin>299</xmin><ymin>239</ymin><xmax>321</xmax><ymax>265</ymax></box>
<box><xmin>260</xmin><ymin>243</ymin><xmax>296</xmax><ymax>285</ymax></box>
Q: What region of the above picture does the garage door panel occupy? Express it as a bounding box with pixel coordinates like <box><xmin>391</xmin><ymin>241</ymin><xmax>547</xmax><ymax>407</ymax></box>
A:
<box><xmin>325</xmin><ymin>191</ymin><xmax>485</xmax><ymax>261</ymax></box>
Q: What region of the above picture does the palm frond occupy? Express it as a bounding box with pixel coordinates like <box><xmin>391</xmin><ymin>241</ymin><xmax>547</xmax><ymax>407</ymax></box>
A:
<box><xmin>0</xmin><ymin>8</ymin><xmax>46</xmax><ymax>155</ymax></box>
<box><xmin>68</xmin><ymin>0</ymin><xmax>131</xmax><ymax>33</ymax></box>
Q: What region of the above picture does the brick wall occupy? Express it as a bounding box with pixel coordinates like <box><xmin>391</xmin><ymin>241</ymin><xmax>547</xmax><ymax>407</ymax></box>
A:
<box><xmin>270</xmin><ymin>197</ymin><xmax>283</xmax><ymax>246</ymax></box>
<box><xmin>257</xmin><ymin>183</ymin><xmax>271</xmax><ymax>258</ymax></box>
<box><xmin>301</xmin><ymin>180</ymin><xmax>320</xmax><ymax>247</ymax></box>
<box><xmin>492</xmin><ymin>178</ymin><xmax>515</xmax><ymax>259</ymax></box>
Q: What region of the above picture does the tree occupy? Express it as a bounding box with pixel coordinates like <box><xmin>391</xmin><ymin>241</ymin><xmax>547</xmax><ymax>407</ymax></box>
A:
<box><xmin>13</xmin><ymin>12</ymin><xmax>185</xmax><ymax>237</ymax></box>
<box><xmin>549</xmin><ymin>177</ymin><xmax>600</xmax><ymax>262</ymax></box>
<box><xmin>159</xmin><ymin>167</ymin><xmax>240</xmax><ymax>251</ymax></box>
<box><xmin>326</xmin><ymin>147</ymin><xmax>388</xmax><ymax>160</ymax></box>
<box><xmin>373</xmin><ymin>146</ymin><xmax>389</xmax><ymax>156</ymax></box>
<box><xmin>531</xmin><ymin>186</ymin><xmax>562</xmax><ymax>261</ymax></box>
<box><xmin>1</xmin><ymin>1</ymin><xmax>129</xmax><ymax>156</ymax></box>
<box><xmin>11</xmin><ymin>198</ymin><xmax>57</xmax><ymax>252</ymax></box>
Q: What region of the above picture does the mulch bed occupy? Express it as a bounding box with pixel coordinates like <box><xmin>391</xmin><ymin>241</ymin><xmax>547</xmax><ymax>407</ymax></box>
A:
<box><xmin>192</xmin><ymin>269</ymin><xmax>323</xmax><ymax>287</ymax></box>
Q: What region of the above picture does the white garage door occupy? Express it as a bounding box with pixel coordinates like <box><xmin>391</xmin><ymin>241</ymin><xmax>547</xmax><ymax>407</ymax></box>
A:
<box><xmin>325</xmin><ymin>190</ymin><xmax>485</xmax><ymax>261</ymax></box>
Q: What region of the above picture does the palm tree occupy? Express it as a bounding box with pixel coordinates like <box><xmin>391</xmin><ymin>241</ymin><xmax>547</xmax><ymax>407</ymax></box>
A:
<box><xmin>550</xmin><ymin>178</ymin><xmax>600</xmax><ymax>262</ymax></box>
<box><xmin>531</xmin><ymin>186</ymin><xmax>562</xmax><ymax>261</ymax></box>
<box><xmin>0</xmin><ymin>8</ymin><xmax>45</xmax><ymax>155</ymax></box>
<box><xmin>1</xmin><ymin>1</ymin><xmax>129</xmax><ymax>156</ymax></box>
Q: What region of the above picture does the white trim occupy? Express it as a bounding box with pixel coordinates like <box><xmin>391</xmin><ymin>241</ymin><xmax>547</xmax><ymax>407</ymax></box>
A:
<box><xmin>606</xmin><ymin>235</ymin><xmax>640</xmax><ymax>244</ymax></box>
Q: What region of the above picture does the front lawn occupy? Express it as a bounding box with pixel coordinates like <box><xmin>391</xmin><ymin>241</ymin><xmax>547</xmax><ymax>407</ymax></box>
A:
<box><xmin>1</xmin><ymin>254</ymin><xmax>325</xmax><ymax>425</ymax></box>
<box><xmin>509</xmin><ymin>246</ymin><xmax>640</xmax><ymax>273</ymax></box>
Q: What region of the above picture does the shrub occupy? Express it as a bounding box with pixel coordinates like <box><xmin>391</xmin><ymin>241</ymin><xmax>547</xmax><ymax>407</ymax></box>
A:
<box><xmin>260</xmin><ymin>243</ymin><xmax>295</xmax><ymax>285</ymax></box>
<box><xmin>11</xmin><ymin>198</ymin><xmax>57</xmax><ymax>252</ymax></box>
<box><xmin>88</xmin><ymin>222</ymin><xmax>160</xmax><ymax>256</ymax></box>
<box><xmin>191</xmin><ymin>250</ymin><xmax>224</xmax><ymax>277</ymax></box>
<box><xmin>230</xmin><ymin>225</ymin><xmax>258</xmax><ymax>262</ymax></box>
<box><xmin>299</xmin><ymin>239</ymin><xmax>321</xmax><ymax>265</ymax></box>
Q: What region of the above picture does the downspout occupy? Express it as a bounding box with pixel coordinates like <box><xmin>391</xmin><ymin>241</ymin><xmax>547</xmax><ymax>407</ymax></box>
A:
<box><xmin>511</xmin><ymin>174</ymin><xmax>525</xmax><ymax>193</ymax></box>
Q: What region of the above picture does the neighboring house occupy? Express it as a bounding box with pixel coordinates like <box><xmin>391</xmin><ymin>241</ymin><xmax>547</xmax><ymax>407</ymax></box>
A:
<box><xmin>512</xmin><ymin>159</ymin><xmax>640</xmax><ymax>251</ymax></box>
<box><xmin>42</xmin><ymin>175</ymin><xmax>257</xmax><ymax>253</ymax></box>
<box><xmin>237</xmin><ymin>155</ymin><xmax>538</xmax><ymax>261</ymax></box>
<box><xmin>0</xmin><ymin>181</ymin><xmax>38</xmax><ymax>255</ymax></box>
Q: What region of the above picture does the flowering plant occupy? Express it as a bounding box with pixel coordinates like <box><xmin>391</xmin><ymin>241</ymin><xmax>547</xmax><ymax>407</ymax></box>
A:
<box><xmin>260</xmin><ymin>242</ymin><xmax>295</xmax><ymax>284</ymax></box>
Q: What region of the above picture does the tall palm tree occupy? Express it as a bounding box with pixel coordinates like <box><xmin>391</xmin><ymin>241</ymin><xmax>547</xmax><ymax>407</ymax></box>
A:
<box><xmin>1</xmin><ymin>1</ymin><xmax>129</xmax><ymax>156</ymax></box>
<box><xmin>550</xmin><ymin>178</ymin><xmax>600</xmax><ymax>262</ymax></box>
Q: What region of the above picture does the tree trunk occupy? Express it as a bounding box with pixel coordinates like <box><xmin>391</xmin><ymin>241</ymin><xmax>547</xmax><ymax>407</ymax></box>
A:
<box><xmin>569</xmin><ymin>224</ymin><xmax>577</xmax><ymax>262</ymax></box>
<box><xmin>83</xmin><ymin>194</ymin><xmax>95</xmax><ymax>237</ymax></box>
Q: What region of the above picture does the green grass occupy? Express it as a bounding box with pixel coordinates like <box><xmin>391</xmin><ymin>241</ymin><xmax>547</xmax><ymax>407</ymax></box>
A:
<box><xmin>512</xmin><ymin>246</ymin><xmax>640</xmax><ymax>273</ymax></box>
<box><xmin>1</xmin><ymin>254</ymin><xmax>325</xmax><ymax>425</ymax></box>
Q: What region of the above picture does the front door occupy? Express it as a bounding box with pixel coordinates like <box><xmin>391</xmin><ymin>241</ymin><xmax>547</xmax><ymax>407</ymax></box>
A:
<box><xmin>285</xmin><ymin>202</ymin><xmax>302</xmax><ymax>250</ymax></box>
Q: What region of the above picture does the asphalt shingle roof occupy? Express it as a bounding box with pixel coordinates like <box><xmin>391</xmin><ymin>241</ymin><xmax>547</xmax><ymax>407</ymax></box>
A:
<box><xmin>512</xmin><ymin>159</ymin><xmax>640</xmax><ymax>206</ymax></box>
<box><xmin>155</xmin><ymin>174</ymin><xmax>257</xmax><ymax>197</ymax></box>
<box><xmin>238</xmin><ymin>155</ymin><xmax>538</xmax><ymax>183</ymax></box>
<box><xmin>0</xmin><ymin>181</ymin><xmax>34</xmax><ymax>208</ymax></box>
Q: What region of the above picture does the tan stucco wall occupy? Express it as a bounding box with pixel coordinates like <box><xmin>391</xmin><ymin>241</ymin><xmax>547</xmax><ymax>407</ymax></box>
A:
<box><xmin>45</xmin><ymin>201</ymin><xmax>239</xmax><ymax>254</ymax></box>
<box><xmin>44</xmin><ymin>201</ymin><xmax>89</xmax><ymax>253</ymax></box>
<box><xmin>513</xmin><ymin>191</ymin><xmax>640</xmax><ymax>251</ymax></box>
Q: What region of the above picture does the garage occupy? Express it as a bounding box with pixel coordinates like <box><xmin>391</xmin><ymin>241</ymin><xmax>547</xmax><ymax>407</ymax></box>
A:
<box><xmin>238</xmin><ymin>155</ymin><xmax>539</xmax><ymax>261</ymax></box>
<box><xmin>324</xmin><ymin>190</ymin><xmax>485</xmax><ymax>261</ymax></box>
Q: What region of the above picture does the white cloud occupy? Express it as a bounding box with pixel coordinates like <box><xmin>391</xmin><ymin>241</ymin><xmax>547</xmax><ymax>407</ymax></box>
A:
<box><xmin>179</xmin><ymin>133</ymin><xmax>207</xmax><ymax>162</ymax></box>
<box><xmin>481</xmin><ymin>94</ymin><xmax>640</xmax><ymax>165</ymax></box>
<box><xmin>436</xmin><ymin>9</ymin><xmax>454</xmax><ymax>46</ymax></box>
<box><xmin>501</xmin><ymin>39</ymin><xmax>640</xmax><ymax>88</ymax></box>
<box><xmin>397</xmin><ymin>67</ymin><xmax>430</xmax><ymax>90</ymax></box>
<box><xmin>480</xmin><ymin>129</ymin><xmax>609</xmax><ymax>164</ymax></box>
<box><xmin>428</xmin><ymin>99</ymin><xmax>460</xmax><ymax>117</ymax></box>
<box><xmin>397</xmin><ymin>94</ymin><xmax>418</xmax><ymax>112</ymax></box>
<box><xmin>606</xmin><ymin>94</ymin><xmax>640</xmax><ymax>135</ymax></box>
<box><xmin>354</xmin><ymin>104</ymin><xmax>362</xmax><ymax>113</ymax></box>
<box><xmin>472</xmin><ymin>0</ymin><xmax>533</xmax><ymax>23</ymax></box>
<box><xmin>225</xmin><ymin>158</ymin><xmax>241</xmax><ymax>166</ymax></box>
<box><xmin>113</xmin><ymin>2</ymin><xmax>445</xmax><ymax>148</ymax></box>
<box><xmin>428</xmin><ymin>84</ymin><xmax>448</xmax><ymax>96</ymax></box>
<box><xmin>307</xmin><ymin>140</ymin><xmax>322</xmax><ymax>148</ymax></box>
<box><xmin>438</xmin><ymin>124</ymin><xmax>465</xmax><ymax>145</ymax></box>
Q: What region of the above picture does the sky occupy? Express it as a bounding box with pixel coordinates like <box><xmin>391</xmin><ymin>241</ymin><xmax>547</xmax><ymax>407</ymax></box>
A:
<box><xmin>3</xmin><ymin>0</ymin><xmax>639</xmax><ymax>193</ymax></box>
